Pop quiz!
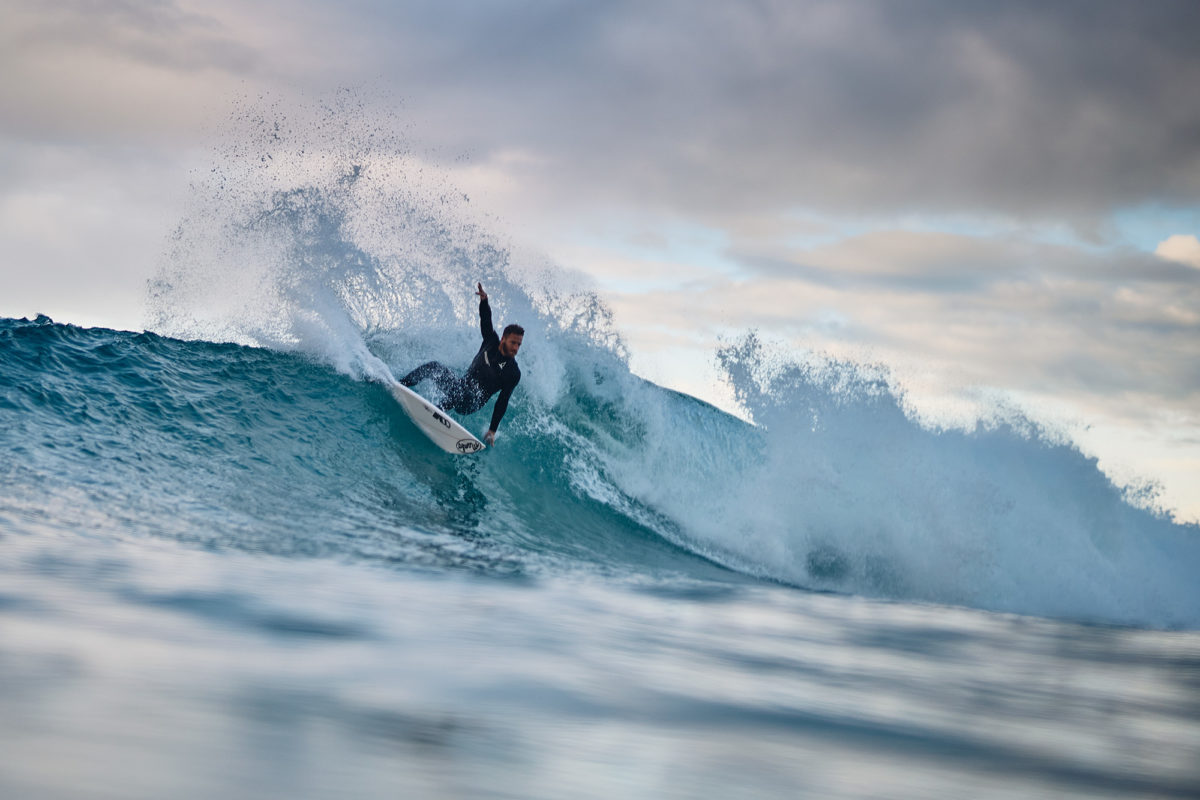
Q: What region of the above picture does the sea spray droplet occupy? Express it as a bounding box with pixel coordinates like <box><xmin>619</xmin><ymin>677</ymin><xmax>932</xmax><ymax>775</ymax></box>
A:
<box><xmin>148</xmin><ymin>91</ymin><xmax>626</xmax><ymax>388</ymax></box>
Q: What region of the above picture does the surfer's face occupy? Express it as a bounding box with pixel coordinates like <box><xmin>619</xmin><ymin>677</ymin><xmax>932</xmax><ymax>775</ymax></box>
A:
<box><xmin>499</xmin><ymin>333</ymin><xmax>523</xmax><ymax>358</ymax></box>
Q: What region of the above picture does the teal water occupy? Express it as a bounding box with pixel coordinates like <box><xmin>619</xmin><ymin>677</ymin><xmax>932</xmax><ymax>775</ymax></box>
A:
<box><xmin>1</xmin><ymin>315</ymin><xmax>1198</xmax><ymax>799</ymax></box>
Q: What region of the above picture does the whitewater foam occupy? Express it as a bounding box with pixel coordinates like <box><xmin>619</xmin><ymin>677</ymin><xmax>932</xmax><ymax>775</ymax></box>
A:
<box><xmin>610</xmin><ymin>332</ymin><xmax>1199</xmax><ymax>626</ymax></box>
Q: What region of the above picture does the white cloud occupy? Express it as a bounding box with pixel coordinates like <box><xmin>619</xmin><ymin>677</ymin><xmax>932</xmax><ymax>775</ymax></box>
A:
<box><xmin>595</xmin><ymin>227</ymin><xmax>1200</xmax><ymax>422</ymax></box>
<box><xmin>0</xmin><ymin>139</ymin><xmax>203</xmax><ymax>329</ymax></box>
<box><xmin>1155</xmin><ymin>234</ymin><xmax>1200</xmax><ymax>269</ymax></box>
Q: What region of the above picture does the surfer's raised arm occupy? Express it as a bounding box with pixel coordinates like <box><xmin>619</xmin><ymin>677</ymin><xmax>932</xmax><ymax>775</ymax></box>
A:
<box><xmin>476</xmin><ymin>282</ymin><xmax>498</xmax><ymax>345</ymax></box>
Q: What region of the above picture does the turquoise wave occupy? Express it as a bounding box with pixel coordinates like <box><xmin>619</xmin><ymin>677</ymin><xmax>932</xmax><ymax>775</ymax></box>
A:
<box><xmin>3</xmin><ymin>314</ymin><xmax>1197</xmax><ymax>628</ymax></box>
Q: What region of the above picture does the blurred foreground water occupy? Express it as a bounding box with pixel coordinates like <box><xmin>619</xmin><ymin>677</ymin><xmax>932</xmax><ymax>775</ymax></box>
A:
<box><xmin>2</xmin><ymin>523</ymin><xmax>1198</xmax><ymax>799</ymax></box>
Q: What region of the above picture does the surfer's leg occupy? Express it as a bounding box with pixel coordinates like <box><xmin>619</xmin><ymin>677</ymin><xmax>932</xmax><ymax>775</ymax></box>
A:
<box><xmin>400</xmin><ymin>361</ymin><xmax>458</xmax><ymax>388</ymax></box>
<box><xmin>400</xmin><ymin>362</ymin><xmax>476</xmax><ymax>410</ymax></box>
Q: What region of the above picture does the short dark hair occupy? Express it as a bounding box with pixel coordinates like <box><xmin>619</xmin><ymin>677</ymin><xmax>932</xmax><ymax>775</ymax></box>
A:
<box><xmin>502</xmin><ymin>323</ymin><xmax>525</xmax><ymax>338</ymax></box>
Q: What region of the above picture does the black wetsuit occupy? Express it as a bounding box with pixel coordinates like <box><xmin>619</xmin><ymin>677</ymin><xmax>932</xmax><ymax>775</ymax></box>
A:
<box><xmin>400</xmin><ymin>298</ymin><xmax>521</xmax><ymax>432</ymax></box>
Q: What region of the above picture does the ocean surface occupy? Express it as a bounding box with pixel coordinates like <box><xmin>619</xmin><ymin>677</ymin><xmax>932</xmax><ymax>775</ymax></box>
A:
<box><xmin>3</xmin><ymin>118</ymin><xmax>1199</xmax><ymax>797</ymax></box>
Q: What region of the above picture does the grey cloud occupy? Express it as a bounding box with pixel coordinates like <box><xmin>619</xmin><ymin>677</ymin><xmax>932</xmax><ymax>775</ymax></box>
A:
<box><xmin>5</xmin><ymin>0</ymin><xmax>1198</xmax><ymax>221</ymax></box>
<box><xmin>2</xmin><ymin>0</ymin><xmax>257</xmax><ymax>72</ymax></box>
<box><xmin>333</xmin><ymin>0</ymin><xmax>1200</xmax><ymax>222</ymax></box>
<box><xmin>730</xmin><ymin>230</ymin><xmax>1200</xmax><ymax>295</ymax></box>
<box><xmin>0</xmin><ymin>0</ymin><xmax>261</xmax><ymax>143</ymax></box>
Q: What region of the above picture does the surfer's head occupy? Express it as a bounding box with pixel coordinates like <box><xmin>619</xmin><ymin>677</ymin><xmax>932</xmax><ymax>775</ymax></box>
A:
<box><xmin>500</xmin><ymin>324</ymin><xmax>524</xmax><ymax>358</ymax></box>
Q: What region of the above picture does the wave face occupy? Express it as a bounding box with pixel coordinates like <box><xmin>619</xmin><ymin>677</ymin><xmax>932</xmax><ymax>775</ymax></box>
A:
<box><xmin>5</xmin><ymin>106</ymin><xmax>1196</xmax><ymax>630</ymax></box>
<box><xmin>3</xmin><ymin>305</ymin><xmax>1196</xmax><ymax>629</ymax></box>
<box><xmin>0</xmin><ymin>314</ymin><xmax>731</xmax><ymax>583</ymax></box>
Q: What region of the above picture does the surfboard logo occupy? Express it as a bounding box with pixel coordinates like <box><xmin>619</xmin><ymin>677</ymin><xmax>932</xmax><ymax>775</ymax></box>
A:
<box><xmin>432</xmin><ymin>411</ymin><xmax>452</xmax><ymax>429</ymax></box>
<box><xmin>456</xmin><ymin>439</ymin><xmax>484</xmax><ymax>453</ymax></box>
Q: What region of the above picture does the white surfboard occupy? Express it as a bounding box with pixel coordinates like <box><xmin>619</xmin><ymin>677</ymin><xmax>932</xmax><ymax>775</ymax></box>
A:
<box><xmin>386</xmin><ymin>381</ymin><xmax>486</xmax><ymax>454</ymax></box>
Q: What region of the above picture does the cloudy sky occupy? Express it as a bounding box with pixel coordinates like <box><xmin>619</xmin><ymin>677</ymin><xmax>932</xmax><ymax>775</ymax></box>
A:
<box><xmin>2</xmin><ymin>0</ymin><xmax>1199</xmax><ymax>520</ymax></box>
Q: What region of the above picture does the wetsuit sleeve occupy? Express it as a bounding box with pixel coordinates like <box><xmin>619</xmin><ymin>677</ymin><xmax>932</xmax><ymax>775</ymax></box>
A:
<box><xmin>479</xmin><ymin>298</ymin><xmax>499</xmax><ymax>347</ymax></box>
<box><xmin>489</xmin><ymin>370</ymin><xmax>520</xmax><ymax>432</ymax></box>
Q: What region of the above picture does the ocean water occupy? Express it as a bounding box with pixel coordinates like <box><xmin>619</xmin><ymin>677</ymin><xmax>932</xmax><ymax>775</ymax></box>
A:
<box><xmin>3</xmin><ymin>112</ymin><xmax>1199</xmax><ymax>797</ymax></box>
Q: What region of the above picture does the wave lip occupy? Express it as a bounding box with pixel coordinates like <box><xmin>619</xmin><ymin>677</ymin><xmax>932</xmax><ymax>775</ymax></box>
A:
<box><xmin>660</xmin><ymin>333</ymin><xmax>1200</xmax><ymax>628</ymax></box>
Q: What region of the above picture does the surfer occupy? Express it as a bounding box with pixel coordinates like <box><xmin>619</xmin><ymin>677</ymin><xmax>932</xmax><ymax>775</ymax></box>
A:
<box><xmin>399</xmin><ymin>283</ymin><xmax>523</xmax><ymax>446</ymax></box>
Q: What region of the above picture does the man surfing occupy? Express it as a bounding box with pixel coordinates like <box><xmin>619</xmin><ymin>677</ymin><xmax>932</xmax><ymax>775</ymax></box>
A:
<box><xmin>399</xmin><ymin>283</ymin><xmax>523</xmax><ymax>446</ymax></box>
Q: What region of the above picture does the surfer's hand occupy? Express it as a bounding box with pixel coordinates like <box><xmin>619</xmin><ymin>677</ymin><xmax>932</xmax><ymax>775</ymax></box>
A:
<box><xmin>476</xmin><ymin>283</ymin><xmax>488</xmax><ymax>302</ymax></box>
<box><xmin>484</xmin><ymin>429</ymin><xmax>496</xmax><ymax>446</ymax></box>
